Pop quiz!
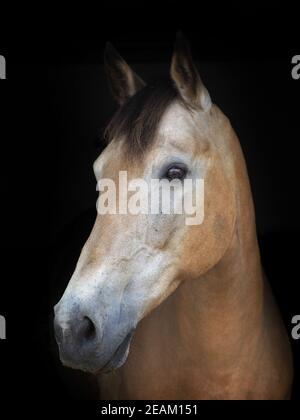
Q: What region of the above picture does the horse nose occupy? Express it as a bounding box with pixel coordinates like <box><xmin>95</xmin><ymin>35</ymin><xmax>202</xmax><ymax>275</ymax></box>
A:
<box><xmin>54</xmin><ymin>315</ymin><xmax>96</xmax><ymax>346</ymax></box>
<box><xmin>53</xmin><ymin>301</ymin><xmax>102</xmax><ymax>370</ymax></box>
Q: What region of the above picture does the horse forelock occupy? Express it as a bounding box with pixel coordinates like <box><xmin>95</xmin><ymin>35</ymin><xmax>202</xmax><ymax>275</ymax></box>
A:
<box><xmin>103</xmin><ymin>79</ymin><xmax>185</xmax><ymax>159</ymax></box>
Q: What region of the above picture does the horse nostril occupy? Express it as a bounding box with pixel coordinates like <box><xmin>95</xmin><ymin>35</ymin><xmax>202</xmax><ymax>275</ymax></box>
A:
<box><xmin>79</xmin><ymin>316</ymin><xmax>96</xmax><ymax>342</ymax></box>
<box><xmin>54</xmin><ymin>311</ymin><xmax>98</xmax><ymax>349</ymax></box>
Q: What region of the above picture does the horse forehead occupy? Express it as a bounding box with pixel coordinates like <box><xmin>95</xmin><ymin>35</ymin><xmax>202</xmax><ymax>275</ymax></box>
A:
<box><xmin>158</xmin><ymin>102</ymin><xmax>198</xmax><ymax>140</ymax></box>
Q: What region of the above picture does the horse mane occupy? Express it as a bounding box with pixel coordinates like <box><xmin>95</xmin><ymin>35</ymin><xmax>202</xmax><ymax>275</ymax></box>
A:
<box><xmin>104</xmin><ymin>78</ymin><xmax>180</xmax><ymax>157</ymax></box>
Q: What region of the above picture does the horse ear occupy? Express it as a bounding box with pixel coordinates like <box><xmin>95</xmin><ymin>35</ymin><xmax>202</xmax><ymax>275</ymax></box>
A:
<box><xmin>104</xmin><ymin>42</ymin><xmax>146</xmax><ymax>106</ymax></box>
<box><xmin>170</xmin><ymin>32</ymin><xmax>211</xmax><ymax>111</ymax></box>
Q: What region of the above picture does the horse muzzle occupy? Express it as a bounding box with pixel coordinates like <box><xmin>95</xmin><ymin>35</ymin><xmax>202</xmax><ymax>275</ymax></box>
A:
<box><xmin>53</xmin><ymin>300</ymin><xmax>135</xmax><ymax>374</ymax></box>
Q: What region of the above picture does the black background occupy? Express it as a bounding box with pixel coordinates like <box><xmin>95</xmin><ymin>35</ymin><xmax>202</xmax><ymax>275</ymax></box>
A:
<box><xmin>0</xmin><ymin>1</ymin><xmax>300</xmax><ymax>405</ymax></box>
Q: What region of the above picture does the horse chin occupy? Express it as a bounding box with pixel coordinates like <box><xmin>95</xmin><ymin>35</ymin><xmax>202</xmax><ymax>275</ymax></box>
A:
<box><xmin>95</xmin><ymin>330</ymin><xmax>135</xmax><ymax>375</ymax></box>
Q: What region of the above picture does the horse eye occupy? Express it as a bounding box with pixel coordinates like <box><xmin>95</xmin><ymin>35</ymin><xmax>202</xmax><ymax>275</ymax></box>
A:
<box><xmin>165</xmin><ymin>166</ymin><xmax>187</xmax><ymax>181</ymax></box>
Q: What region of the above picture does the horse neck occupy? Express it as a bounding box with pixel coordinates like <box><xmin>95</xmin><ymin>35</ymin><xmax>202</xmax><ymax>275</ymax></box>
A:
<box><xmin>167</xmin><ymin>131</ymin><xmax>265</xmax><ymax>366</ymax></box>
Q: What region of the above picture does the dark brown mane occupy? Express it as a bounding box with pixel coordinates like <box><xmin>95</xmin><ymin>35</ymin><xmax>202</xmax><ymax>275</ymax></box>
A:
<box><xmin>104</xmin><ymin>79</ymin><xmax>180</xmax><ymax>157</ymax></box>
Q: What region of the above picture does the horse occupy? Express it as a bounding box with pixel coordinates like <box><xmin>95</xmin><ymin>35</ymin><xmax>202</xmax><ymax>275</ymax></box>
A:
<box><xmin>54</xmin><ymin>33</ymin><xmax>293</xmax><ymax>399</ymax></box>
